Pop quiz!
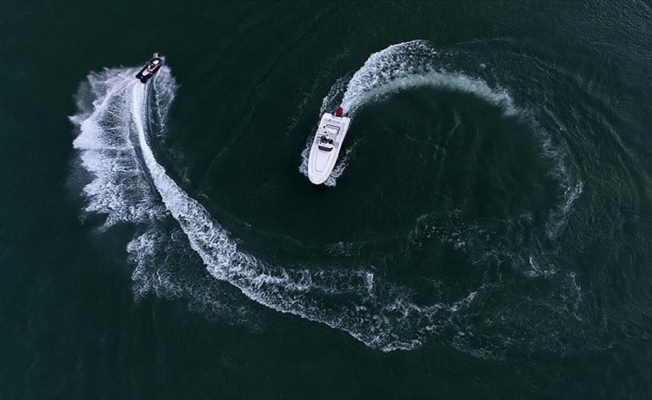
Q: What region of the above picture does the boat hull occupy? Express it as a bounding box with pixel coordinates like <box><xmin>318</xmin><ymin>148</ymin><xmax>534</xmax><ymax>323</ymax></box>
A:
<box><xmin>135</xmin><ymin>57</ymin><xmax>163</xmax><ymax>84</ymax></box>
<box><xmin>308</xmin><ymin>113</ymin><xmax>351</xmax><ymax>185</ymax></box>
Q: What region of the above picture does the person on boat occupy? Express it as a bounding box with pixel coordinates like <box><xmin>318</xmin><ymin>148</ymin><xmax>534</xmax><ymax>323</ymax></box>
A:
<box><xmin>147</xmin><ymin>60</ymin><xmax>159</xmax><ymax>72</ymax></box>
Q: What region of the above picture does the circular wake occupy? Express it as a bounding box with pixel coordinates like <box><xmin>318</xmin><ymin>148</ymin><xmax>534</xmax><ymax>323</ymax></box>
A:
<box><xmin>71</xmin><ymin>47</ymin><xmax>589</xmax><ymax>356</ymax></box>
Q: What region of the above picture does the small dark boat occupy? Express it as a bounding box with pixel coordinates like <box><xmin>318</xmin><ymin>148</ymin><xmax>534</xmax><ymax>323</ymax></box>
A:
<box><xmin>135</xmin><ymin>57</ymin><xmax>163</xmax><ymax>84</ymax></box>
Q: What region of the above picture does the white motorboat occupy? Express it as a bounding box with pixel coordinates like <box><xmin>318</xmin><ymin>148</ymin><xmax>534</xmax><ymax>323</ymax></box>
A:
<box><xmin>307</xmin><ymin>107</ymin><xmax>351</xmax><ymax>185</ymax></box>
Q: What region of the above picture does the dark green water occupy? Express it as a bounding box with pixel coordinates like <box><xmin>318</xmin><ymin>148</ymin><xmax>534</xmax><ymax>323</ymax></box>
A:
<box><xmin>2</xmin><ymin>1</ymin><xmax>652</xmax><ymax>398</ymax></box>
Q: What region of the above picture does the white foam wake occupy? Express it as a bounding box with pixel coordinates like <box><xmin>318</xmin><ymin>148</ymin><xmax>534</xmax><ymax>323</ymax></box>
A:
<box><xmin>299</xmin><ymin>40</ymin><xmax>517</xmax><ymax>185</ymax></box>
<box><xmin>72</xmin><ymin>55</ymin><xmax>582</xmax><ymax>355</ymax></box>
<box><xmin>124</xmin><ymin>72</ymin><xmax>480</xmax><ymax>352</ymax></box>
<box><xmin>340</xmin><ymin>40</ymin><xmax>516</xmax><ymax>116</ymax></box>
<box><xmin>71</xmin><ymin>69</ymin><xmax>167</xmax><ymax>228</ymax></box>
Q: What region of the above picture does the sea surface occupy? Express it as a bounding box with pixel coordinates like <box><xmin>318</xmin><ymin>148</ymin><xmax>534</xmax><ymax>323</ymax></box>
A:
<box><xmin>1</xmin><ymin>1</ymin><xmax>652</xmax><ymax>398</ymax></box>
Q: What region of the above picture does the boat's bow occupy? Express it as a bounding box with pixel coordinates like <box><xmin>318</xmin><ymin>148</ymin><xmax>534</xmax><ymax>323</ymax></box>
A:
<box><xmin>308</xmin><ymin>111</ymin><xmax>351</xmax><ymax>185</ymax></box>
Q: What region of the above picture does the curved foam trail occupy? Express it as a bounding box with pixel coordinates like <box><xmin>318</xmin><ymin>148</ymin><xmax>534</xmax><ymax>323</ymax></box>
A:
<box><xmin>72</xmin><ymin>59</ymin><xmax>581</xmax><ymax>354</ymax></box>
<box><xmin>300</xmin><ymin>40</ymin><xmax>518</xmax><ymax>185</ymax></box>
<box><xmin>131</xmin><ymin>79</ymin><xmax>476</xmax><ymax>352</ymax></box>
<box><xmin>341</xmin><ymin>40</ymin><xmax>517</xmax><ymax>116</ymax></box>
<box><xmin>301</xmin><ymin>40</ymin><xmax>583</xmax><ymax>237</ymax></box>
<box><xmin>71</xmin><ymin>69</ymin><xmax>166</xmax><ymax>228</ymax></box>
